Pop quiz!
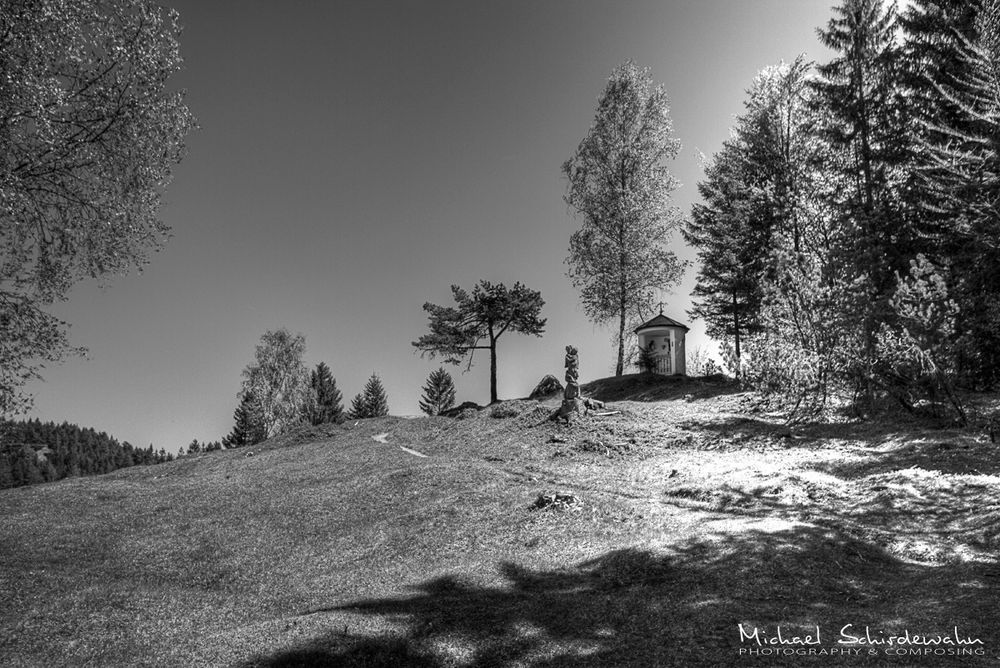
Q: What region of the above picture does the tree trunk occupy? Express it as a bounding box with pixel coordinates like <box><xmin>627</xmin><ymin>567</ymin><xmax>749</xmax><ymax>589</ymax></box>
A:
<box><xmin>616</xmin><ymin>304</ymin><xmax>626</xmax><ymax>376</ymax></box>
<box><xmin>732</xmin><ymin>289</ymin><xmax>741</xmax><ymax>382</ymax></box>
<box><xmin>489</xmin><ymin>337</ymin><xmax>498</xmax><ymax>404</ymax></box>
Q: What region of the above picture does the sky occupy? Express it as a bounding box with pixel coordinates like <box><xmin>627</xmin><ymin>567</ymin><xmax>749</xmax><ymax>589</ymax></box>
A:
<box><xmin>26</xmin><ymin>0</ymin><xmax>846</xmax><ymax>452</ymax></box>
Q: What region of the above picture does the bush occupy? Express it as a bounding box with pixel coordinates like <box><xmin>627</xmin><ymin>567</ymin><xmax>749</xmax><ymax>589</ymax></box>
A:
<box><xmin>489</xmin><ymin>402</ymin><xmax>521</xmax><ymax>419</ymax></box>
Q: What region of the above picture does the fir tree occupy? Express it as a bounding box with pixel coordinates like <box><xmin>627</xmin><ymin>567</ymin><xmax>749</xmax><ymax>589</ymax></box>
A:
<box><xmin>813</xmin><ymin>0</ymin><xmax>917</xmax><ymax>403</ymax></box>
<box><xmin>224</xmin><ymin>391</ymin><xmax>265</xmax><ymax>447</ymax></box>
<box><xmin>349</xmin><ymin>374</ymin><xmax>390</xmax><ymax>419</ymax></box>
<box><xmin>904</xmin><ymin>0</ymin><xmax>1000</xmax><ymax>388</ymax></box>
<box><xmin>309</xmin><ymin>362</ymin><xmax>344</xmax><ymax>425</ymax></box>
<box><xmin>418</xmin><ymin>368</ymin><xmax>456</xmax><ymax>416</ymax></box>
<box><xmin>637</xmin><ymin>342</ymin><xmax>658</xmax><ymax>375</ymax></box>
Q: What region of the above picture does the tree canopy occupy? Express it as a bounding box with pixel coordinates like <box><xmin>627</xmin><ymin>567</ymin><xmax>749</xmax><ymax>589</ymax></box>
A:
<box><xmin>419</xmin><ymin>367</ymin><xmax>457</xmax><ymax>416</ymax></box>
<box><xmin>349</xmin><ymin>373</ymin><xmax>389</xmax><ymax>419</ymax></box>
<box><xmin>309</xmin><ymin>362</ymin><xmax>344</xmax><ymax>425</ymax></box>
<box><xmin>413</xmin><ymin>281</ymin><xmax>545</xmax><ymax>403</ymax></box>
<box><xmin>1</xmin><ymin>0</ymin><xmax>195</xmax><ymax>416</ymax></box>
<box><xmin>239</xmin><ymin>329</ymin><xmax>310</xmax><ymax>439</ymax></box>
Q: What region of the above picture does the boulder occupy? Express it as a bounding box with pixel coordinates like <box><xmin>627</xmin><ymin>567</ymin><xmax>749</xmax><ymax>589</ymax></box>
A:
<box><xmin>529</xmin><ymin>374</ymin><xmax>563</xmax><ymax>399</ymax></box>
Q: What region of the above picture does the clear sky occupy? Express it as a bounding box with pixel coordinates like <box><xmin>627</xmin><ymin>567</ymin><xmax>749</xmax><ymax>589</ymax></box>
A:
<box><xmin>27</xmin><ymin>0</ymin><xmax>843</xmax><ymax>451</ymax></box>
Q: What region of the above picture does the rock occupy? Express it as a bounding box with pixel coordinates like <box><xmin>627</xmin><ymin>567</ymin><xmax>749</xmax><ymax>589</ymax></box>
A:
<box><xmin>531</xmin><ymin>491</ymin><xmax>580</xmax><ymax>511</ymax></box>
<box><xmin>441</xmin><ymin>401</ymin><xmax>483</xmax><ymax>418</ymax></box>
<box><xmin>529</xmin><ymin>375</ymin><xmax>563</xmax><ymax>399</ymax></box>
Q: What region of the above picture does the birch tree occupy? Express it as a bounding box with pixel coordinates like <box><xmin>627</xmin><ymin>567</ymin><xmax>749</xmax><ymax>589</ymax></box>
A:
<box><xmin>1</xmin><ymin>0</ymin><xmax>195</xmax><ymax>415</ymax></box>
<box><xmin>239</xmin><ymin>329</ymin><xmax>311</xmax><ymax>439</ymax></box>
<box><xmin>563</xmin><ymin>61</ymin><xmax>684</xmax><ymax>376</ymax></box>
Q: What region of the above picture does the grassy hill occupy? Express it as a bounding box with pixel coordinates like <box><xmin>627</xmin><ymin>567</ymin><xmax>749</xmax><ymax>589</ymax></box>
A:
<box><xmin>2</xmin><ymin>375</ymin><xmax>999</xmax><ymax>667</ymax></box>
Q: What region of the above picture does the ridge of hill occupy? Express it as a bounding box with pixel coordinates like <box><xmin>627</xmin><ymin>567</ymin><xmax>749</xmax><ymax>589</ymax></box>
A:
<box><xmin>1</xmin><ymin>375</ymin><xmax>999</xmax><ymax>666</ymax></box>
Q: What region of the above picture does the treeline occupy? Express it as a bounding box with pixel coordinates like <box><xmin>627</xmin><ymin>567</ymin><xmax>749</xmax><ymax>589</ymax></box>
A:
<box><xmin>686</xmin><ymin>0</ymin><xmax>1000</xmax><ymax>420</ymax></box>
<box><xmin>0</xmin><ymin>420</ymin><xmax>172</xmax><ymax>489</ymax></box>
<box><xmin>217</xmin><ymin>329</ymin><xmax>465</xmax><ymax>449</ymax></box>
<box><xmin>220</xmin><ymin>329</ymin><xmax>393</xmax><ymax>449</ymax></box>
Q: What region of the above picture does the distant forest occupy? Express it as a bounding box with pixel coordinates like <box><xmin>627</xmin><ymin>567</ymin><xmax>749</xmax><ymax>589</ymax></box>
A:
<box><xmin>0</xmin><ymin>420</ymin><xmax>172</xmax><ymax>490</ymax></box>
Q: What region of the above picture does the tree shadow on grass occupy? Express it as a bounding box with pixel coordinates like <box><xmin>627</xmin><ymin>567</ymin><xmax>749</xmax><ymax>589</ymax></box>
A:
<box><xmin>808</xmin><ymin>435</ymin><xmax>1000</xmax><ymax>478</ymax></box>
<box><xmin>241</xmin><ymin>525</ymin><xmax>999</xmax><ymax>667</ymax></box>
<box><xmin>582</xmin><ymin>373</ymin><xmax>741</xmax><ymax>403</ymax></box>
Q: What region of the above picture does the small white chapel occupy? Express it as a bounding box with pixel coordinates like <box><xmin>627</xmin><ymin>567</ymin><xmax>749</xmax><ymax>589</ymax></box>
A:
<box><xmin>634</xmin><ymin>311</ymin><xmax>689</xmax><ymax>376</ymax></box>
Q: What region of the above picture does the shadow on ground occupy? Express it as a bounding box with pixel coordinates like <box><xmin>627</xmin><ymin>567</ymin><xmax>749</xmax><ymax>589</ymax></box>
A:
<box><xmin>582</xmin><ymin>373</ymin><xmax>740</xmax><ymax>403</ymax></box>
<box><xmin>808</xmin><ymin>435</ymin><xmax>1000</xmax><ymax>478</ymax></box>
<box><xmin>240</xmin><ymin>525</ymin><xmax>999</xmax><ymax>667</ymax></box>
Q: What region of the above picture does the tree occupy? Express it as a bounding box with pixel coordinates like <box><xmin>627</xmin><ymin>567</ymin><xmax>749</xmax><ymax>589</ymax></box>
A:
<box><xmin>686</xmin><ymin>58</ymin><xmax>821</xmax><ymax>379</ymax></box>
<box><xmin>413</xmin><ymin>281</ymin><xmax>546</xmax><ymax>403</ymax></box>
<box><xmin>0</xmin><ymin>0</ymin><xmax>195</xmax><ymax>416</ymax></box>
<box><xmin>562</xmin><ymin>61</ymin><xmax>685</xmax><ymax>376</ymax></box>
<box><xmin>309</xmin><ymin>362</ymin><xmax>344</xmax><ymax>425</ymax></box>
<box><xmin>418</xmin><ymin>367</ymin><xmax>456</xmax><ymax>416</ymax></box>
<box><xmin>349</xmin><ymin>373</ymin><xmax>389</xmax><ymax>419</ymax></box>
<box><xmin>904</xmin><ymin>0</ymin><xmax>1000</xmax><ymax>388</ymax></box>
<box><xmin>239</xmin><ymin>329</ymin><xmax>310</xmax><ymax>439</ymax></box>
<box><xmin>636</xmin><ymin>341</ymin><xmax>658</xmax><ymax>375</ymax></box>
<box><xmin>223</xmin><ymin>390</ymin><xmax>265</xmax><ymax>447</ymax></box>
<box><xmin>812</xmin><ymin>0</ymin><xmax>916</xmax><ymax>402</ymax></box>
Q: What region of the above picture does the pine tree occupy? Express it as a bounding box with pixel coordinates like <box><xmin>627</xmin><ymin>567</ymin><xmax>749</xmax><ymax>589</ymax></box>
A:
<box><xmin>813</xmin><ymin>0</ymin><xmax>917</xmax><ymax>404</ymax></box>
<box><xmin>636</xmin><ymin>342</ymin><xmax>658</xmax><ymax>375</ymax></box>
<box><xmin>904</xmin><ymin>0</ymin><xmax>1000</xmax><ymax>388</ymax></box>
<box><xmin>309</xmin><ymin>362</ymin><xmax>344</xmax><ymax>425</ymax></box>
<box><xmin>418</xmin><ymin>368</ymin><xmax>456</xmax><ymax>416</ymax></box>
<box><xmin>686</xmin><ymin>59</ymin><xmax>818</xmax><ymax>375</ymax></box>
<box><xmin>224</xmin><ymin>390</ymin><xmax>265</xmax><ymax>447</ymax></box>
<box><xmin>349</xmin><ymin>374</ymin><xmax>390</xmax><ymax>419</ymax></box>
<box><xmin>413</xmin><ymin>281</ymin><xmax>545</xmax><ymax>403</ymax></box>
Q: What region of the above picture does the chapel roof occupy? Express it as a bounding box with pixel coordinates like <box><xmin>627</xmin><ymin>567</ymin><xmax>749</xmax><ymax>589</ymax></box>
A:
<box><xmin>634</xmin><ymin>313</ymin><xmax>690</xmax><ymax>333</ymax></box>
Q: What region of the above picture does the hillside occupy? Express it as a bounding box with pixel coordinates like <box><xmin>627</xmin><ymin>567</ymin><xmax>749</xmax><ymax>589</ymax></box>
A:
<box><xmin>1</xmin><ymin>375</ymin><xmax>998</xmax><ymax>667</ymax></box>
<box><xmin>0</xmin><ymin>419</ymin><xmax>172</xmax><ymax>489</ymax></box>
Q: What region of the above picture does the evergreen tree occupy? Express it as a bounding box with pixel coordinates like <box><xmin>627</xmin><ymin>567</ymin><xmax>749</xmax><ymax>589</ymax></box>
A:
<box><xmin>309</xmin><ymin>362</ymin><xmax>344</xmax><ymax>425</ymax></box>
<box><xmin>413</xmin><ymin>281</ymin><xmax>546</xmax><ymax>403</ymax></box>
<box><xmin>904</xmin><ymin>0</ymin><xmax>1000</xmax><ymax>388</ymax></box>
<box><xmin>636</xmin><ymin>342</ymin><xmax>658</xmax><ymax>375</ymax></box>
<box><xmin>0</xmin><ymin>419</ymin><xmax>169</xmax><ymax>489</ymax></box>
<box><xmin>349</xmin><ymin>374</ymin><xmax>390</xmax><ymax>419</ymax></box>
<box><xmin>686</xmin><ymin>59</ymin><xmax>817</xmax><ymax>376</ymax></box>
<box><xmin>418</xmin><ymin>368</ymin><xmax>457</xmax><ymax>416</ymax></box>
<box><xmin>812</xmin><ymin>0</ymin><xmax>917</xmax><ymax>402</ymax></box>
<box><xmin>223</xmin><ymin>390</ymin><xmax>265</xmax><ymax>447</ymax></box>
